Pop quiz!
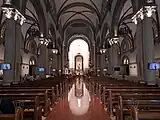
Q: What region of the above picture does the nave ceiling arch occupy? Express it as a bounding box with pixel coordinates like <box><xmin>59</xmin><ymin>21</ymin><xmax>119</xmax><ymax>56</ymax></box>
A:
<box><xmin>66</xmin><ymin>34</ymin><xmax>92</xmax><ymax>52</ymax></box>
<box><xmin>22</xmin><ymin>0</ymin><xmax>47</xmax><ymax>36</ymax></box>
<box><xmin>0</xmin><ymin>0</ymin><xmax>160</xmax><ymax>53</ymax></box>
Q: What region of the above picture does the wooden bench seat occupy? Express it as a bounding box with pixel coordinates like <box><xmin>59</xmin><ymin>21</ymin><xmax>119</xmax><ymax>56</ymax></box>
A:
<box><xmin>102</xmin><ymin>88</ymin><xmax>160</xmax><ymax>116</ymax></box>
<box><xmin>0</xmin><ymin>77</ymin><xmax>68</xmax><ymax>120</ymax></box>
<box><xmin>0</xmin><ymin>88</ymin><xmax>57</xmax><ymax>104</ymax></box>
<box><xmin>0</xmin><ymin>92</ymin><xmax>49</xmax><ymax>119</ymax></box>
<box><xmin>130</xmin><ymin>107</ymin><xmax>160</xmax><ymax>120</ymax></box>
<box><xmin>88</xmin><ymin>76</ymin><xmax>160</xmax><ymax>120</ymax></box>
<box><xmin>0</xmin><ymin>107</ymin><xmax>23</xmax><ymax>120</ymax></box>
<box><xmin>115</xmin><ymin>96</ymin><xmax>160</xmax><ymax>120</ymax></box>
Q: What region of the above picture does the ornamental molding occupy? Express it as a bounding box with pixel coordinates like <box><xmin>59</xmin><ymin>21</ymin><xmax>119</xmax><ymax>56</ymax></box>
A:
<box><xmin>132</xmin><ymin>5</ymin><xmax>157</xmax><ymax>24</ymax></box>
<box><xmin>2</xmin><ymin>6</ymin><xmax>26</xmax><ymax>25</ymax></box>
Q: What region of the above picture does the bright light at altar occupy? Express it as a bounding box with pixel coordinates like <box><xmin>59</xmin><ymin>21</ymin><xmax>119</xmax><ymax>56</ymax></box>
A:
<box><xmin>69</xmin><ymin>39</ymin><xmax>89</xmax><ymax>71</ymax></box>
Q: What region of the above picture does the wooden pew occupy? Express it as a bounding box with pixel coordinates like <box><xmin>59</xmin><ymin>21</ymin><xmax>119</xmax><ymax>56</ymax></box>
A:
<box><xmin>89</xmin><ymin>76</ymin><xmax>160</xmax><ymax>120</ymax></box>
<box><xmin>102</xmin><ymin>88</ymin><xmax>160</xmax><ymax>116</ymax></box>
<box><xmin>0</xmin><ymin>96</ymin><xmax>40</xmax><ymax>120</ymax></box>
<box><xmin>0</xmin><ymin>107</ymin><xmax>23</xmax><ymax>120</ymax></box>
<box><xmin>0</xmin><ymin>92</ymin><xmax>49</xmax><ymax>119</ymax></box>
<box><xmin>130</xmin><ymin>106</ymin><xmax>160</xmax><ymax>120</ymax></box>
<box><xmin>116</xmin><ymin>96</ymin><xmax>160</xmax><ymax>120</ymax></box>
<box><xmin>90</xmin><ymin>79</ymin><xmax>159</xmax><ymax>95</ymax></box>
<box><xmin>0</xmin><ymin>77</ymin><xmax>68</xmax><ymax>120</ymax></box>
<box><xmin>0</xmin><ymin>88</ymin><xmax>56</xmax><ymax>105</ymax></box>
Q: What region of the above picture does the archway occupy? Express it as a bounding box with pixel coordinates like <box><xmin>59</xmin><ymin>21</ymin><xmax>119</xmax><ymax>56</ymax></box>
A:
<box><xmin>69</xmin><ymin>39</ymin><xmax>89</xmax><ymax>74</ymax></box>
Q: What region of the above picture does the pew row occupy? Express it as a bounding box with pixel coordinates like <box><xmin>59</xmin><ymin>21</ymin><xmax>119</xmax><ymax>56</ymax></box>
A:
<box><xmin>116</xmin><ymin>96</ymin><xmax>160</xmax><ymax>120</ymax></box>
<box><xmin>0</xmin><ymin>107</ymin><xmax>23</xmax><ymax>120</ymax></box>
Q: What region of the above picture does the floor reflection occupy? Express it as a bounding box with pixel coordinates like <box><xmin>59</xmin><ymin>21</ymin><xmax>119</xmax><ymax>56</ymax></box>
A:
<box><xmin>46</xmin><ymin>77</ymin><xmax>111</xmax><ymax>120</ymax></box>
<box><xmin>68</xmin><ymin>78</ymin><xmax>91</xmax><ymax>116</ymax></box>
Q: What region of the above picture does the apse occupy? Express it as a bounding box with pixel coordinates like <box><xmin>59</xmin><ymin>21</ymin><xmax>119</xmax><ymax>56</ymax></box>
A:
<box><xmin>69</xmin><ymin>39</ymin><xmax>89</xmax><ymax>72</ymax></box>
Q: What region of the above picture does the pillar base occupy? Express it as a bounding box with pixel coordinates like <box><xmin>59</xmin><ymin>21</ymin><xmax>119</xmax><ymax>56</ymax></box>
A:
<box><xmin>2</xmin><ymin>82</ymin><xmax>11</xmax><ymax>86</ymax></box>
<box><xmin>138</xmin><ymin>80</ymin><xmax>146</xmax><ymax>84</ymax></box>
<box><xmin>147</xmin><ymin>81</ymin><xmax>157</xmax><ymax>86</ymax></box>
<box><xmin>12</xmin><ymin>81</ymin><xmax>19</xmax><ymax>85</ymax></box>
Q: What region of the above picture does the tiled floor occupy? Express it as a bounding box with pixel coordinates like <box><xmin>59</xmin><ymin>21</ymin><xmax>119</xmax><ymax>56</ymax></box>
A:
<box><xmin>46</xmin><ymin>96</ymin><xmax>111</xmax><ymax>120</ymax></box>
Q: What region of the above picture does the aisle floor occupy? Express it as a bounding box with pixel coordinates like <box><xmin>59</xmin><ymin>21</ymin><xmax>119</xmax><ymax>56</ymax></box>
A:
<box><xmin>46</xmin><ymin>96</ymin><xmax>111</xmax><ymax>120</ymax></box>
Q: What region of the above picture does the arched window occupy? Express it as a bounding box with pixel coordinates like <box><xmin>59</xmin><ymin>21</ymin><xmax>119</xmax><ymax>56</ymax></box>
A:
<box><xmin>29</xmin><ymin>56</ymin><xmax>36</xmax><ymax>65</ymax></box>
<box><xmin>122</xmin><ymin>56</ymin><xmax>129</xmax><ymax>65</ymax></box>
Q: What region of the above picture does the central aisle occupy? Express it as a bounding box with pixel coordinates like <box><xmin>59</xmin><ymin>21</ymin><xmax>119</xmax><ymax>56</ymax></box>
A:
<box><xmin>46</xmin><ymin>95</ymin><xmax>111</xmax><ymax>120</ymax></box>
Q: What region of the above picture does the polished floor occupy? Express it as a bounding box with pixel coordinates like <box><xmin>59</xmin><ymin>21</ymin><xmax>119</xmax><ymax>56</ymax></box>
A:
<box><xmin>46</xmin><ymin>83</ymin><xmax>111</xmax><ymax>120</ymax></box>
<box><xmin>46</xmin><ymin>96</ymin><xmax>111</xmax><ymax>120</ymax></box>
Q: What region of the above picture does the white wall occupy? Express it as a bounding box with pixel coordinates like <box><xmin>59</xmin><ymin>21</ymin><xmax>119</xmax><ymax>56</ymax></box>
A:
<box><xmin>21</xmin><ymin>51</ymin><xmax>37</xmax><ymax>77</ymax></box>
<box><xmin>21</xmin><ymin>64</ymin><xmax>29</xmax><ymax>77</ymax></box>
<box><xmin>129</xmin><ymin>63</ymin><xmax>138</xmax><ymax>76</ymax></box>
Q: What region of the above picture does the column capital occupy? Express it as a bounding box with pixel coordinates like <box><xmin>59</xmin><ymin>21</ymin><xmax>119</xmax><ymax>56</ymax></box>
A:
<box><xmin>132</xmin><ymin>4</ymin><xmax>157</xmax><ymax>25</ymax></box>
<box><xmin>1</xmin><ymin>4</ymin><xmax>26</xmax><ymax>25</ymax></box>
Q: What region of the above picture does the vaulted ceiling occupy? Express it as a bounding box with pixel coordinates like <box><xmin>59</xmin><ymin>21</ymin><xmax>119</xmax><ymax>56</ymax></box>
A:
<box><xmin>45</xmin><ymin>0</ymin><xmax>142</xmax><ymax>48</ymax></box>
<box><xmin>47</xmin><ymin>0</ymin><xmax>112</xmax><ymax>33</ymax></box>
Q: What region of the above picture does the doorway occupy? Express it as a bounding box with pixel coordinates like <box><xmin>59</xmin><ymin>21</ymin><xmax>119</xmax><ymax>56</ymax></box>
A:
<box><xmin>29</xmin><ymin>65</ymin><xmax>36</xmax><ymax>76</ymax></box>
<box><xmin>29</xmin><ymin>57</ymin><xmax>36</xmax><ymax>76</ymax></box>
<box><xmin>122</xmin><ymin>56</ymin><xmax>129</xmax><ymax>75</ymax></box>
<box><xmin>75</xmin><ymin>55</ymin><xmax>83</xmax><ymax>75</ymax></box>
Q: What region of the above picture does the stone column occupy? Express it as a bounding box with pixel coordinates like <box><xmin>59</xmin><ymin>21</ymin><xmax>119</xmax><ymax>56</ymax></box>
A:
<box><xmin>37</xmin><ymin>45</ymin><xmax>46</xmax><ymax>77</ymax></box>
<box><xmin>58</xmin><ymin>54</ymin><xmax>62</xmax><ymax>74</ymax></box>
<box><xmin>133</xmin><ymin>4</ymin><xmax>156</xmax><ymax>85</ymax></box>
<box><xmin>96</xmin><ymin>51</ymin><xmax>101</xmax><ymax>76</ymax></box>
<box><xmin>3</xmin><ymin>19</ymin><xmax>21</xmax><ymax>85</ymax></box>
<box><xmin>45</xmin><ymin>49</ymin><xmax>49</xmax><ymax>74</ymax></box>
<box><xmin>142</xmin><ymin>16</ymin><xmax>155</xmax><ymax>85</ymax></box>
<box><xmin>108</xmin><ymin>48</ymin><xmax>112</xmax><ymax>75</ymax></box>
<box><xmin>63</xmin><ymin>48</ymin><xmax>68</xmax><ymax>72</ymax></box>
<box><xmin>93</xmin><ymin>45</ymin><xmax>96</xmax><ymax>71</ymax></box>
<box><xmin>52</xmin><ymin>54</ymin><xmax>57</xmax><ymax>69</ymax></box>
<box><xmin>15</xmin><ymin>22</ymin><xmax>21</xmax><ymax>83</ymax></box>
<box><xmin>100</xmin><ymin>54</ymin><xmax>105</xmax><ymax>76</ymax></box>
<box><xmin>109</xmin><ymin>45</ymin><xmax>119</xmax><ymax>76</ymax></box>
<box><xmin>61</xmin><ymin>45</ymin><xmax>64</xmax><ymax>74</ymax></box>
<box><xmin>136</xmin><ymin>19</ymin><xmax>144</xmax><ymax>81</ymax></box>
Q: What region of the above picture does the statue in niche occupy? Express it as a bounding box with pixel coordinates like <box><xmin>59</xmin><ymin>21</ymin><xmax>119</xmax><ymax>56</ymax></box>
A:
<box><xmin>77</xmin><ymin>63</ymin><xmax>81</xmax><ymax>70</ymax></box>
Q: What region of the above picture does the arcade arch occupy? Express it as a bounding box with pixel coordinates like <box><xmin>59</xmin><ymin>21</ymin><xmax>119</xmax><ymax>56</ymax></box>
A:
<box><xmin>68</xmin><ymin>39</ymin><xmax>89</xmax><ymax>74</ymax></box>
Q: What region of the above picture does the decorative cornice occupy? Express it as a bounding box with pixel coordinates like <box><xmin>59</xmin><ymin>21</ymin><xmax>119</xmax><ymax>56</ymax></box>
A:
<box><xmin>132</xmin><ymin>4</ymin><xmax>157</xmax><ymax>25</ymax></box>
<box><xmin>1</xmin><ymin>6</ymin><xmax>26</xmax><ymax>25</ymax></box>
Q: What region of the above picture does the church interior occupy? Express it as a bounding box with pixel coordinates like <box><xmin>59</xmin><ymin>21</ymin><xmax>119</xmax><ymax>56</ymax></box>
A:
<box><xmin>0</xmin><ymin>0</ymin><xmax>160</xmax><ymax>120</ymax></box>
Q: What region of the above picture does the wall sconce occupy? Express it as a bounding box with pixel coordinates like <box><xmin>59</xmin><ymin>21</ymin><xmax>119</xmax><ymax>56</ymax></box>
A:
<box><xmin>39</xmin><ymin>33</ymin><xmax>50</xmax><ymax>46</ymax></box>
<box><xmin>109</xmin><ymin>36</ymin><xmax>119</xmax><ymax>46</ymax></box>
<box><xmin>52</xmin><ymin>48</ymin><xmax>58</xmax><ymax>54</ymax></box>
<box><xmin>1</xmin><ymin>1</ymin><xmax>26</xmax><ymax>25</ymax></box>
<box><xmin>100</xmin><ymin>48</ymin><xmax>107</xmax><ymax>54</ymax></box>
